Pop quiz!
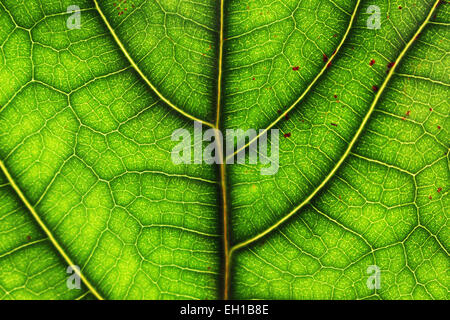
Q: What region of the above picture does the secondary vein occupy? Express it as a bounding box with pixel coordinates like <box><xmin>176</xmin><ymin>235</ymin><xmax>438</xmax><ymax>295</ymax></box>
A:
<box><xmin>0</xmin><ymin>160</ymin><xmax>104</xmax><ymax>300</ymax></box>
<box><xmin>229</xmin><ymin>0</ymin><xmax>442</xmax><ymax>255</ymax></box>
<box><xmin>226</xmin><ymin>0</ymin><xmax>362</xmax><ymax>162</ymax></box>
<box><xmin>93</xmin><ymin>0</ymin><xmax>214</xmax><ymax>128</ymax></box>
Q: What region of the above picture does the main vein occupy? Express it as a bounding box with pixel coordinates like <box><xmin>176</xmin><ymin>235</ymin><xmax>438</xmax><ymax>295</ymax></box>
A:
<box><xmin>0</xmin><ymin>160</ymin><xmax>104</xmax><ymax>300</ymax></box>
<box><xmin>214</xmin><ymin>0</ymin><xmax>231</xmax><ymax>301</ymax></box>
<box><xmin>229</xmin><ymin>0</ymin><xmax>442</xmax><ymax>255</ymax></box>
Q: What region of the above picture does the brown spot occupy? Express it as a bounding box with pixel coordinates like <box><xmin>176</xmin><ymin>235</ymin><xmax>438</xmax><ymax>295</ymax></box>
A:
<box><xmin>437</xmin><ymin>125</ymin><xmax>441</xmax><ymax>129</ymax></box>
<box><xmin>284</xmin><ymin>133</ymin><xmax>291</xmax><ymax>138</ymax></box>
<box><xmin>292</xmin><ymin>66</ymin><xmax>300</xmax><ymax>71</ymax></box>
<box><xmin>372</xmin><ymin>85</ymin><xmax>378</xmax><ymax>92</ymax></box>
<box><xmin>331</xmin><ymin>123</ymin><xmax>338</xmax><ymax>127</ymax></box>
<box><xmin>369</xmin><ymin>59</ymin><xmax>375</xmax><ymax>66</ymax></box>
<box><xmin>437</xmin><ymin>187</ymin><xmax>442</xmax><ymax>193</ymax></box>
<box><xmin>26</xmin><ymin>235</ymin><xmax>31</xmax><ymax>241</ymax></box>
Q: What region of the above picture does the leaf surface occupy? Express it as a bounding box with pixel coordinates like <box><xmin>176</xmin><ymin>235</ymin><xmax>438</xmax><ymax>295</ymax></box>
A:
<box><xmin>0</xmin><ymin>0</ymin><xmax>448</xmax><ymax>300</ymax></box>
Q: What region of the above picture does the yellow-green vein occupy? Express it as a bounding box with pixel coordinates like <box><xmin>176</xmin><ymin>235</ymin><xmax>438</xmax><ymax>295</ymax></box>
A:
<box><xmin>226</xmin><ymin>0</ymin><xmax>362</xmax><ymax>162</ymax></box>
<box><xmin>93</xmin><ymin>0</ymin><xmax>214</xmax><ymax>128</ymax></box>
<box><xmin>0</xmin><ymin>160</ymin><xmax>104</xmax><ymax>300</ymax></box>
<box><xmin>229</xmin><ymin>0</ymin><xmax>442</xmax><ymax>255</ymax></box>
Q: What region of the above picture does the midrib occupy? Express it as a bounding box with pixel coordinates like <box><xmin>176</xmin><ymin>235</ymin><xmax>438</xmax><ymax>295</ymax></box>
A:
<box><xmin>97</xmin><ymin>0</ymin><xmax>232</xmax><ymax>300</ymax></box>
<box><xmin>214</xmin><ymin>0</ymin><xmax>231</xmax><ymax>300</ymax></box>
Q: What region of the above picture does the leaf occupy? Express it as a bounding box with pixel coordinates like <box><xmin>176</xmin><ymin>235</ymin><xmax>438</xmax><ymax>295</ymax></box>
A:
<box><xmin>0</xmin><ymin>0</ymin><xmax>448</xmax><ymax>300</ymax></box>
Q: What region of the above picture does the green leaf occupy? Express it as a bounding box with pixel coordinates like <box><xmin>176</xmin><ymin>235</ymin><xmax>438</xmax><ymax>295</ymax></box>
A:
<box><xmin>0</xmin><ymin>0</ymin><xmax>448</xmax><ymax>300</ymax></box>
